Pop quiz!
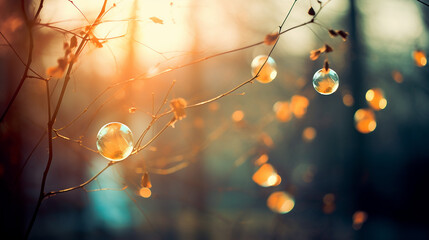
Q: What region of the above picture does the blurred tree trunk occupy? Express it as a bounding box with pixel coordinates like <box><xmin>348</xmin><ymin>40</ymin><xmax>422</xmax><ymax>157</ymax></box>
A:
<box><xmin>185</xmin><ymin>1</ymin><xmax>208</xmax><ymax>239</ymax></box>
<box><xmin>347</xmin><ymin>0</ymin><xmax>365</xmax><ymax>239</ymax></box>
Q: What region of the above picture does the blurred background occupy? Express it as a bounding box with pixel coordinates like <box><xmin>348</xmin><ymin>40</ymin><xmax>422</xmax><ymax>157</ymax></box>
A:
<box><xmin>1</xmin><ymin>0</ymin><xmax>429</xmax><ymax>239</ymax></box>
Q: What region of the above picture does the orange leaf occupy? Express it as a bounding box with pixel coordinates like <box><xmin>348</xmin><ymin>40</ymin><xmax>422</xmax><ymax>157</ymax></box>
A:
<box><xmin>264</xmin><ymin>32</ymin><xmax>279</xmax><ymax>45</ymax></box>
<box><xmin>70</xmin><ymin>36</ymin><xmax>77</xmax><ymax>48</ymax></box>
<box><xmin>170</xmin><ymin>98</ymin><xmax>187</xmax><ymax>123</ymax></box>
<box><xmin>46</xmin><ymin>66</ymin><xmax>64</xmax><ymax>78</ymax></box>
<box><xmin>310</xmin><ymin>49</ymin><xmax>321</xmax><ymax>61</ymax></box>
<box><xmin>150</xmin><ymin>17</ymin><xmax>164</xmax><ymax>24</ymax></box>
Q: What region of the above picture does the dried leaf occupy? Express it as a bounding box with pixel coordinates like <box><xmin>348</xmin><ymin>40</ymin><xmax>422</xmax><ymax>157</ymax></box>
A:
<box><xmin>310</xmin><ymin>49</ymin><xmax>321</xmax><ymax>61</ymax></box>
<box><xmin>323</xmin><ymin>59</ymin><xmax>330</xmax><ymax>74</ymax></box>
<box><xmin>328</xmin><ymin>29</ymin><xmax>338</xmax><ymax>37</ymax></box>
<box><xmin>141</xmin><ymin>172</ymin><xmax>152</xmax><ymax>188</ymax></box>
<box><xmin>170</xmin><ymin>98</ymin><xmax>187</xmax><ymax>121</ymax></box>
<box><xmin>149</xmin><ymin>17</ymin><xmax>164</xmax><ymax>24</ymax></box>
<box><xmin>324</xmin><ymin>44</ymin><xmax>333</xmax><ymax>53</ymax></box>
<box><xmin>337</xmin><ymin>30</ymin><xmax>349</xmax><ymax>41</ymax></box>
<box><xmin>91</xmin><ymin>37</ymin><xmax>103</xmax><ymax>48</ymax></box>
<box><xmin>264</xmin><ymin>32</ymin><xmax>279</xmax><ymax>46</ymax></box>
<box><xmin>46</xmin><ymin>66</ymin><xmax>64</xmax><ymax>78</ymax></box>
<box><xmin>308</xmin><ymin>7</ymin><xmax>315</xmax><ymax>16</ymax></box>
<box><xmin>70</xmin><ymin>36</ymin><xmax>77</xmax><ymax>48</ymax></box>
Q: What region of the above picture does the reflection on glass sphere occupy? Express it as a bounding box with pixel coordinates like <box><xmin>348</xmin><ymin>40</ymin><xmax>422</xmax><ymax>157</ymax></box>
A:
<box><xmin>312</xmin><ymin>68</ymin><xmax>339</xmax><ymax>95</ymax></box>
<box><xmin>251</xmin><ymin>55</ymin><xmax>277</xmax><ymax>83</ymax></box>
<box><xmin>96</xmin><ymin>122</ymin><xmax>133</xmax><ymax>161</ymax></box>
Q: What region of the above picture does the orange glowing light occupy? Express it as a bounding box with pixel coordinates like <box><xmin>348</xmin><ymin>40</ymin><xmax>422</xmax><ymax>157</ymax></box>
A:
<box><xmin>291</xmin><ymin>95</ymin><xmax>309</xmax><ymax>118</ymax></box>
<box><xmin>129</xmin><ymin>107</ymin><xmax>137</xmax><ymax>113</ymax></box>
<box><xmin>352</xmin><ymin>211</ymin><xmax>368</xmax><ymax>230</ymax></box>
<box><xmin>354</xmin><ymin>109</ymin><xmax>376</xmax><ymax>134</ymax></box>
<box><xmin>365</xmin><ymin>88</ymin><xmax>387</xmax><ymax>111</ymax></box>
<box><xmin>267</xmin><ymin>191</ymin><xmax>295</xmax><ymax>214</ymax></box>
<box><xmin>252</xmin><ymin>163</ymin><xmax>281</xmax><ymax>187</ymax></box>
<box><xmin>254</xmin><ymin>154</ymin><xmax>269</xmax><ymax>166</ymax></box>
<box><xmin>302</xmin><ymin>127</ymin><xmax>317</xmax><ymax>142</ymax></box>
<box><xmin>139</xmin><ymin>187</ymin><xmax>152</xmax><ymax>198</ymax></box>
<box><xmin>413</xmin><ymin>50</ymin><xmax>427</xmax><ymax>67</ymax></box>
<box><xmin>322</xmin><ymin>193</ymin><xmax>336</xmax><ymax>214</ymax></box>
<box><xmin>209</xmin><ymin>102</ymin><xmax>219</xmax><ymax>112</ymax></box>
<box><xmin>194</xmin><ymin>117</ymin><xmax>204</xmax><ymax>129</ymax></box>
<box><xmin>342</xmin><ymin>93</ymin><xmax>354</xmax><ymax>107</ymax></box>
<box><xmin>392</xmin><ymin>70</ymin><xmax>403</xmax><ymax>83</ymax></box>
<box><xmin>273</xmin><ymin>101</ymin><xmax>292</xmax><ymax>122</ymax></box>
<box><xmin>260</xmin><ymin>133</ymin><xmax>274</xmax><ymax>148</ymax></box>
<box><xmin>232</xmin><ymin>110</ymin><xmax>244</xmax><ymax>122</ymax></box>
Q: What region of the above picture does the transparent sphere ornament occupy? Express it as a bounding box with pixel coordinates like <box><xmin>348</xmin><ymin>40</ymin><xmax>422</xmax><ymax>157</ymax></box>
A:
<box><xmin>96</xmin><ymin>122</ymin><xmax>133</xmax><ymax>161</ymax></box>
<box><xmin>312</xmin><ymin>68</ymin><xmax>339</xmax><ymax>95</ymax></box>
<box><xmin>251</xmin><ymin>55</ymin><xmax>277</xmax><ymax>83</ymax></box>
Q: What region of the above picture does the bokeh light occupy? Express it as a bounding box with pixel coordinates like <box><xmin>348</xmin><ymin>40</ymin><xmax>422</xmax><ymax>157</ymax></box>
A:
<box><xmin>252</xmin><ymin>163</ymin><xmax>281</xmax><ymax>187</ymax></box>
<box><xmin>322</xmin><ymin>193</ymin><xmax>336</xmax><ymax>214</ymax></box>
<box><xmin>302</xmin><ymin>127</ymin><xmax>317</xmax><ymax>142</ymax></box>
<box><xmin>267</xmin><ymin>191</ymin><xmax>295</xmax><ymax>214</ymax></box>
<box><xmin>342</xmin><ymin>93</ymin><xmax>354</xmax><ymax>107</ymax></box>
<box><xmin>96</xmin><ymin>122</ymin><xmax>134</xmax><ymax>161</ymax></box>
<box><xmin>291</xmin><ymin>95</ymin><xmax>309</xmax><ymax>118</ymax></box>
<box><xmin>139</xmin><ymin>187</ymin><xmax>152</xmax><ymax>198</ymax></box>
<box><xmin>273</xmin><ymin>101</ymin><xmax>292</xmax><ymax>122</ymax></box>
<box><xmin>312</xmin><ymin>68</ymin><xmax>339</xmax><ymax>95</ymax></box>
<box><xmin>365</xmin><ymin>88</ymin><xmax>387</xmax><ymax>111</ymax></box>
<box><xmin>413</xmin><ymin>50</ymin><xmax>427</xmax><ymax>67</ymax></box>
<box><xmin>232</xmin><ymin>110</ymin><xmax>245</xmax><ymax>122</ymax></box>
<box><xmin>352</xmin><ymin>211</ymin><xmax>368</xmax><ymax>230</ymax></box>
<box><xmin>354</xmin><ymin>109</ymin><xmax>376</xmax><ymax>134</ymax></box>
<box><xmin>254</xmin><ymin>154</ymin><xmax>269</xmax><ymax>166</ymax></box>
<box><xmin>251</xmin><ymin>55</ymin><xmax>277</xmax><ymax>83</ymax></box>
<box><xmin>391</xmin><ymin>70</ymin><xmax>403</xmax><ymax>83</ymax></box>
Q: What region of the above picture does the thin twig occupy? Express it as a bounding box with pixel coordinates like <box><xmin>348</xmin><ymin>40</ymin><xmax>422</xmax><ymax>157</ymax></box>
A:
<box><xmin>46</xmin><ymin>161</ymin><xmax>114</xmax><ymax>196</ymax></box>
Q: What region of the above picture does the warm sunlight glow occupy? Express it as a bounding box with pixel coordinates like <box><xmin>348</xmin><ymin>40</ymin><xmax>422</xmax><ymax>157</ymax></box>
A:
<box><xmin>252</xmin><ymin>163</ymin><xmax>281</xmax><ymax>187</ymax></box>
<box><xmin>267</xmin><ymin>191</ymin><xmax>295</xmax><ymax>214</ymax></box>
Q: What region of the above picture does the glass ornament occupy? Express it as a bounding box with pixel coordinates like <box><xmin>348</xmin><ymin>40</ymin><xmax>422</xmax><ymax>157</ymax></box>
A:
<box><xmin>251</xmin><ymin>55</ymin><xmax>277</xmax><ymax>83</ymax></box>
<box><xmin>96</xmin><ymin>122</ymin><xmax>133</xmax><ymax>161</ymax></box>
<box><xmin>312</xmin><ymin>68</ymin><xmax>339</xmax><ymax>95</ymax></box>
<box><xmin>267</xmin><ymin>191</ymin><xmax>295</xmax><ymax>214</ymax></box>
